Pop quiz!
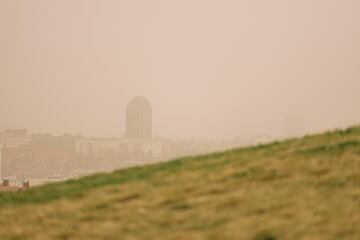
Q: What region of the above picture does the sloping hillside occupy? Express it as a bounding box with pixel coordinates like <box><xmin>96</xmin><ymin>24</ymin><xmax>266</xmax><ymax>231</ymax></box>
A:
<box><xmin>0</xmin><ymin>126</ymin><xmax>359</xmax><ymax>240</ymax></box>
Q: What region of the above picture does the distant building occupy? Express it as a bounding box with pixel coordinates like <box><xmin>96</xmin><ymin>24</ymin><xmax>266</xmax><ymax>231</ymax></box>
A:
<box><xmin>0</xmin><ymin>145</ymin><xmax>35</xmax><ymax>179</ymax></box>
<box><xmin>75</xmin><ymin>137</ymin><xmax>120</xmax><ymax>158</ymax></box>
<box><xmin>119</xmin><ymin>138</ymin><xmax>162</xmax><ymax>157</ymax></box>
<box><xmin>0</xmin><ymin>129</ymin><xmax>31</xmax><ymax>149</ymax></box>
<box><xmin>1</xmin><ymin>143</ymin><xmax>74</xmax><ymax>179</ymax></box>
<box><xmin>124</xmin><ymin>96</ymin><xmax>152</xmax><ymax>139</ymax></box>
<box><xmin>0</xmin><ymin>129</ymin><xmax>32</xmax><ymax>179</ymax></box>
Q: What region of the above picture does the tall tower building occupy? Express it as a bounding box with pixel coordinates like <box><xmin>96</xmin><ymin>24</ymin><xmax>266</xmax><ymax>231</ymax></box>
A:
<box><xmin>125</xmin><ymin>96</ymin><xmax>152</xmax><ymax>139</ymax></box>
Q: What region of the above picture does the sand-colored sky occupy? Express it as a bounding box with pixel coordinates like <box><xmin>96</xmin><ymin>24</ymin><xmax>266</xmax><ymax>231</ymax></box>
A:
<box><xmin>0</xmin><ymin>0</ymin><xmax>359</xmax><ymax>139</ymax></box>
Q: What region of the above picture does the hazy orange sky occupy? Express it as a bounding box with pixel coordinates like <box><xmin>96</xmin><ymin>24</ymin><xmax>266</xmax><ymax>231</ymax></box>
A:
<box><xmin>0</xmin><ymin>0</ymin><xmax>359</xmax><ymax>139</ymax></box>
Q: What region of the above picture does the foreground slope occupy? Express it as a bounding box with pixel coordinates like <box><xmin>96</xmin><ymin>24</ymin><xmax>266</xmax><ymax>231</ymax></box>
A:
<box><xmin>0</xmin><ymin>126</ymin><xmax>360</xmax><ymax>240</ymax></box>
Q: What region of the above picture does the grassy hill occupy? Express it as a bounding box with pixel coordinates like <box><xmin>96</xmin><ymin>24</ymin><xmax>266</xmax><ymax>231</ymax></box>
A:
<box><xmin>0</xmin><ymin>126</ymin><xmax>360</xmax><ymax>240</ymax></box>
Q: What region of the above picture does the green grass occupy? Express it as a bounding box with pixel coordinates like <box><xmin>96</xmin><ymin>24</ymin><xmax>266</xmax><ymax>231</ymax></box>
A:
<box><xmin>0</xmin><ymin>125</ymin><xmax>360</xmax><ymax>240</ymax></box>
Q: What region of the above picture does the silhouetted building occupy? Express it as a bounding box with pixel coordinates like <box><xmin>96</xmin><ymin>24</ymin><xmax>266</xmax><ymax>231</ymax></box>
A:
<box><xmin>125</xmin><ymin>96</ymin><xmax>152</xmax><ymax>139</ymax></box>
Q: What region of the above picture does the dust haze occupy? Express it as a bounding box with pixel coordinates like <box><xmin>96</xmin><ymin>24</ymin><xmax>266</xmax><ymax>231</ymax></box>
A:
<box><xmin>1</xmin><ymin>0</ymin><xmax>359</xmax><ymax>140</ymax></box>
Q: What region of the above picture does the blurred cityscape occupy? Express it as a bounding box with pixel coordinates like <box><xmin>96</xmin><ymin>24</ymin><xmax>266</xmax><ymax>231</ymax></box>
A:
<box><xmin>0</xmin><ymin>97</ymin><xmax>281</xmax><ymax>186</ymax></box>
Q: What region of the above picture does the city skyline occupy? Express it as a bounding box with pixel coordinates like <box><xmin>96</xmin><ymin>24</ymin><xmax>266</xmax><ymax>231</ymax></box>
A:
<box><xmin>1</xmin><ymin>1</ymin><xmax>359</xmax><ymax>139</ymax></box>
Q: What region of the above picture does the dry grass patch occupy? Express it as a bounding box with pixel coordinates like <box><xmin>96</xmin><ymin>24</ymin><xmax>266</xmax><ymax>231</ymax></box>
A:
<box><xmin>0</xmin><ymin>126</ymin><xmax>359</xmax><ymax>239</ymax></box>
